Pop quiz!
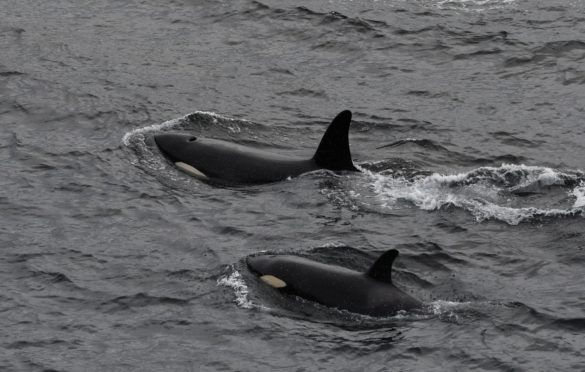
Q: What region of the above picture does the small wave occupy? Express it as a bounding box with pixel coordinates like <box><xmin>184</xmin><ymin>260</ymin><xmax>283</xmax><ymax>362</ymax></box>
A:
<box><xmin>6</xmin><ymin>339</ymin><xmax>70</xmax><ymax>350</ymax></box>
<box><xmin>549</xmin><ymin>318</ymin><xmax>585</xmax><ymax>332</ymax></box>
<box><xmin>366</xmin><ymin>163</ymin><xmax>585</xmax><ymax>225</ymax></box>
<box><xmin>425</xmin><ymin>300</ymin><xmax>472</xmax><ymax>323</ymax></box>
<box><xmin>99</xmin><ymin>293</ymin><xmax>191</xmax><ymax>312</ymax></box>
<box><xmin>376</xmin><ymin>138</ymin><xmax>447</xmax><ymax>151</ymax></box>
<box><xmin>276</xmin><ymin>88</ymin><xmax>328</xmax><ymax>98</ymax></box>
<box><xmin>428</xmin><ymin>300</ymin><xmax>471</xmax><ymax>313</ymax></box>
<box><xmin>217</xmin><ymin>268</ymin><xmax>263</xmax><ymax>310</ymax></box>
<box><xmin>121</xmin><ymin>110</ymin><xmax>236</xmax><ymax>146</ymax></box>
<box><xmin>433</xmin><ymin>0</ymin><xmax>517</xmax><ymax>11</ymax></box>
<box><xmin>121</xmin><ymin>117</ymin><xmax>182</xmax><ymax>146</ymax></box>
<box><xmin>41</xmin><ymin>271</ymin><xmax>75</xmax><ymax>284</ymax></box>
<box><xmin>352</xmin><ymin>300</ymin><xmax>473</xmax><ymax>323</ymax></box>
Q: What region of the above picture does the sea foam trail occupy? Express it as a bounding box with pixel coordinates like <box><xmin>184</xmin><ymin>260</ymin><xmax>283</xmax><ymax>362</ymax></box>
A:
<box><xmin>367</xmin><ymin>164</ymin><xmax>585</xmax><ymax>225</ymax></box>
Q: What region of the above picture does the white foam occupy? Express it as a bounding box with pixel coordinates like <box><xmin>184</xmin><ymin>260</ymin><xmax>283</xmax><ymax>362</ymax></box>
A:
<box><xmin>217</xmin><ymin>268</ymin><xmax>270</xmax><ymax>311</ymax></box>
<box><xmin>217</xmin><ymin>269</ymin><xmax>255</xmax><ymax>309</ymax></box>
<box><xmin>121</xmin><ymin>110</ymin><xmax>244</xmax><ymax>146</ymax></box>
<box><xmin>425</xmin><ymin>300</ymin><xmax>472</xmax><ymax>323</ymax></box>
<box><xmin>572</xmin><ymin>182</ymin><xmax>585</xmax><ymax>208</ymax></box>
<box><xmin>366</xmin><ymin>164</ymin><xmax>584</xmax><ymax>225</ymax></box>
<box><xmin>122</xmin><ymin>117</ymin><xmax>182</xmax><ymax>146</ymax></box>
<box><xmin>428</xmin><ymin>300</ymin><xmax>471</xmax><ymax>314</ymax></box>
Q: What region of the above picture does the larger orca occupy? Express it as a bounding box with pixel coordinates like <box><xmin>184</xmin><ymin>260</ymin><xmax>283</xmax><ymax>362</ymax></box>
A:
<box><xmin>246</xmin><ymin>249</ymin><xmax>422</xmax><ymax>316</ymax></box>
<box><xmin>153</xmin><ymin>110</ymin><xmax>358</xmax><ymax>185</ymax></box>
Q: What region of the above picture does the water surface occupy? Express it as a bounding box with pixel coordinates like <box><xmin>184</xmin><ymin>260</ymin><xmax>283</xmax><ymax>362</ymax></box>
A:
<box><xmin>1</xmin><ymin>0</ymin><xmax>585</xmax><ymax>370</ymax></box>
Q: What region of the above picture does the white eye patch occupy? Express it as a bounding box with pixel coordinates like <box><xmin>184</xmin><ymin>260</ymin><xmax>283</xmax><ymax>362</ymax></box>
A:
<box><xmin>260</xmin><ymin>275</ymin><xmax>287</xmax><ymax>288</ymax></box>
<box><xmin>175</xmin><ymin>162</ymin><xmax>208</xmax><ymax>180</ymax></box>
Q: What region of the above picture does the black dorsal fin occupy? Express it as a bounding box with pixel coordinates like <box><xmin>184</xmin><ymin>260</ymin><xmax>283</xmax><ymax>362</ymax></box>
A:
<box><xmin>366</xmin><ymin>249</ymin><xmax>399</xmax><ymax>284</ymax></box>
<box><xmin>313</xmin><ymin>110</ymin><xmax>358</xmax><ymax>171</ymax></box>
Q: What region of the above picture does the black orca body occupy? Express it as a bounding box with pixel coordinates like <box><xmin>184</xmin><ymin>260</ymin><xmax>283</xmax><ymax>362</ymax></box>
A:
<box><xmin>153</xmin><ymin>110</ymin><xmax>358</xmax><ymax>185</ymax></box>
<box><xmin>246</xmin><ymin>249</ymin><xmax>422</xmax><ymax>316</ymax></box>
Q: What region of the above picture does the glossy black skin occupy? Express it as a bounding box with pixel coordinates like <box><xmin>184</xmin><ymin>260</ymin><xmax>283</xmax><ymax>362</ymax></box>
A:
<box><xmin>246</xmin><ymin>254</ymin><xmax>422</xmax><ymax>317</ymax></box>
<box><xmin>154</xmin><ymin>135</ymin><xmax>320</xmax><ymax>184</ymax></box>
<box><xmin>154</xmin><ymin>110</ymin><xmax>358</xmax><ymax>185</ymax></box>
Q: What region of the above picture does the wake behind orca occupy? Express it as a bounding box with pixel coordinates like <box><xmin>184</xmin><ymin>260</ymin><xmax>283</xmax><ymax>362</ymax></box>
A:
<box><xmin>246</xmin><ymin>249</ymin><xmax>422</xmax><ymax>316</ymax></box>
<box><xmin>153</xmin><ymin>110</ymin><xmax>358</xmax><ymax>185</ymax></box>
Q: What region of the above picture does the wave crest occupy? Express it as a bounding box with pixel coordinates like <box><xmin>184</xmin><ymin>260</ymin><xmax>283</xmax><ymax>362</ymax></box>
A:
<box><xmin>367</xmin><ymin>163</ymin><xmax>584</xmax><ymax>225</ymax></box>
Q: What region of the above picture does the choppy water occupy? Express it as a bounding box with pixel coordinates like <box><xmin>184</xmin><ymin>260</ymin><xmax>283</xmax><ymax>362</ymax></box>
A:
<box><xmin>2</xmin><ymin>0</ymin><xmax>585</xmax><ymax>371</ymax></box>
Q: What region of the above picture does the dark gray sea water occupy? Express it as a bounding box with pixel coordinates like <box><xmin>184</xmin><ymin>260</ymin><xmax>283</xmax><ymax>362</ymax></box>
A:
<box><xmin>2</xmin><ymin>0</ymin><xmax>585</xmax><ymax>370</ymax></box>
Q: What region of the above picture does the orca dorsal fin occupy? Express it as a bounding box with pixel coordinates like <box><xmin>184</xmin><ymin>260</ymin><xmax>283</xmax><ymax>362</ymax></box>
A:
<box><xmin>366</xmin><ymin>249</ymin><xmax>399</xmax><ymax>284</ymax></box>
<box><xmin>313</xmin><ymin>110</ymin><xmax>358</xmax><ymax>171</ymax></box>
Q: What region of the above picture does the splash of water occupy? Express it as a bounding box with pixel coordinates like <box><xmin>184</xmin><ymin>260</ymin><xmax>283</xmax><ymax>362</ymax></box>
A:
<box><xmin>121</xmin><ymin>110</ymin><xmax>236</xmax><ymax>146</ymax></box>
<box><xmin>572</xmin><ymin>182</ymin><xmax>585</xmax><ymax>208</ymax></box>
<box><xmin>366</xmin><ymin>164</ymin><xmax>585</xmax><ymax>225</ymax></box>
<box><xmin>217</xmin><ymin>269</ymin><xmax>255</xmax><ymax>309</ymax></box>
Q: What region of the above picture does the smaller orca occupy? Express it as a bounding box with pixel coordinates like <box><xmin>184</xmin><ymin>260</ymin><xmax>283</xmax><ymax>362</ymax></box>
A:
<box><xmin>246</xmin><ymin>249</ymin><xmax>422</xmax><ymax>316</ymax></box>
<box><xmin>153</xmin><ymin>110</ymin><xmax>358</xmax><ymax>185</ymax></box>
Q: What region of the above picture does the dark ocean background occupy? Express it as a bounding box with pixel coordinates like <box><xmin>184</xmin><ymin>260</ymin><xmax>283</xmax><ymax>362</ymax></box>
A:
<box><xmin>1</xmin><ymin>0</ymin><xmax>585</xmax><ymax>370</ymax></box>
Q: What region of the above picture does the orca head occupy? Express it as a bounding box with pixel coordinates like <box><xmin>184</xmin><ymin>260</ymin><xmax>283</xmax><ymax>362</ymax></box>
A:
<box><xmin>246</xmin><ymin>254</ymin><xmax>274</xmax><ymax>276</ymax></box>
<box><xmin>153</xmin><ymin>133</ymin><xmax>209</xmax><ymax>179</ymax></box>
<box><xmin>246</xmin><ymin>255</ymin><xmax>288</xmax><ymax>288</ymax></box>
<box><xmin>153</xmin><ymin>133</ymin><xmax>198</xmax><ymax>163</ymax></box>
